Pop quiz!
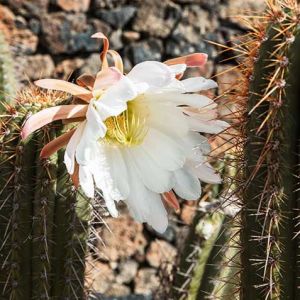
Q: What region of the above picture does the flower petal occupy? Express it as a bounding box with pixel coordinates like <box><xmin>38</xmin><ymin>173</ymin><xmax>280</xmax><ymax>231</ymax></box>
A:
<box><xmin>93</xmin><ymin>67</ymin><xmax>122</xmax><ymax>91</ymax></box>
<box><xmin>40</xmin><ymin>129</ymin><xmax>76</xmax><ymax>159</ymax></box>
<box><xmin>21</xmin><ymin>105</ymin><xmax>87</xmax><ymax>140</ymax></box>
<box><xmin>165</xmin><ymin>53</ymin><xmax>208</xmax><ymax>68</ymax></box>
<box><xmin>76</xmin><ymin>74</ymin><xmax>95</xmax><ymax>90</ymax></box>
<box><xmin>35</xmin><ymin>79</ymin><xmax>92</xmax><ymax>102</ymax></box>
<box><xmin>187</xmin><ymin>118</ymin><xmax>229</xmax><ymax>134</ymax></box>
<box><xmin>173</xmin><ymin>167</ymin><xmax>201</xmax><ymax>200</ymax></box>
<box><xmin>95</xmin><ymin>76</ymin><xmax>137</xmax><ymax>119</ymax></box>
<box><xmin>189</xmin><ymin>161</ymin><xmax>222</xmax><ymax>184</ymax></box>
<box><xmin>181</xmin><ymin>77</ymin><xmax>218</xmax><ymax>92</ymax></box>
<box><xmin>163</xmin><ymin>191</ymin><xmax>180</xmax><ymax>211</ymax></box>
<box><xmin>127</xmin><ymin>61</ymin><xmax>174</xmax><ymax>89</ymax></box>
<box><xmin>79</xmin><ymin>165</ymin><xmax>95</xmax><ymax>198</ymax></box>
<box><xmin>64</xmin><ymin>122</ymin><xmax>85</xmax><ymax>174</ymax></box>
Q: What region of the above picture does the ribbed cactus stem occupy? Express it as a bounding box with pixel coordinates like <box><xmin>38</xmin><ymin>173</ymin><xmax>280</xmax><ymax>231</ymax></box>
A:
<box><xmin>240</xmin><ymin>3</ymin><xmax>300</xmax><ymax>299</ymax></box>
<box><xmin>1</xmin><ymin>93</ymin><xmax>91</xmax><ymax>299</ymax></box>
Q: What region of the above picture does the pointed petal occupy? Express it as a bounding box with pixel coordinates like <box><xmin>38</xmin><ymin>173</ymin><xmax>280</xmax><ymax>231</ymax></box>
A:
<box><xmin>165</xmin><ymin>53</ymin><xmax>208</xmax><ymax>67</ymax></box>
<box><xmin>21</xmin><ymin>105</ymin><xmax>87</xmax><ymax>140</ymax></box>
<box><xmin>127</xmin><ymin>61</ymin><xmax>173</xmax><ymax>89</ymax></box>
<box><xmin>64</xmin><ymin>122</ymin><xmax>86</xmax><ymax>174</ymax></box>
<box><xmin>93</xmin><ymin>67</ymin><xmax>122</xmax><ymax>91</ymax></box>
<box><xmin>71</xmin><ymin>162</ymin><xmax>80</xmax><ymax>188</ymax></box>
<box><xmin>91</xmin><ymin>32</ymin><xmax>109</xmax><ymax>69</ymax></box>
<box><xmin>163</xmin><ymin>191</ymin><xmax>180</xmax><ymax>211</ymax></box>
<box><xmin>181</xmin><ymin>77</ymin><xmax>218</xmax><ymax>92</ymax></box>
<box><xmin>76</xmin><ymin>74</ymin><xmax>95</xmax><ymax>90</ymax></box>
<box><xmin>35</xmin><ymin>79</ymin><xmax>92</xmax><ymax>102</ymax></box>
<box><xmin>40</xmin><ymin>129</ymin><xmax>75</xmax><ymax>159</ymax></box>
<box><xmin>79</xmin><ymin>165</ymin><xmax>94</xmax><ymax>198</ymax></box>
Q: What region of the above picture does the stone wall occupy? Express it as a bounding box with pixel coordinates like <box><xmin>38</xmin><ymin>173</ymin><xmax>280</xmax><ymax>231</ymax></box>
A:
<box><xmin>0</xmin><ymin>0</ymin><xmax>265</xmax><ymax>298</ymax></box>
<box><xmin>1</xmin><ymin>0</ymin><xmax>264</xmax><ymax>83</ymax></box>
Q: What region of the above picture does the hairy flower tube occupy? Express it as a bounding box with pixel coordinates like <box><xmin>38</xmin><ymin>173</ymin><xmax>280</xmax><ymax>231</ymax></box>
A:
<box><xmin>21</xmin><ymin>32</ymin><xmax>229</xmax><ymax>233</ymax></box>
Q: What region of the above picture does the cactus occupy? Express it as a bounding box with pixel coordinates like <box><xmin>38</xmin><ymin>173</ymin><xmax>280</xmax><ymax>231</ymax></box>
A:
<box><xmin>221</xmin><ymin>0</ymin><xmax>300</xmax><ymax>299</ymax></box>
<box><xmin>0</xmin><ymin>87</ymin><xmax>91</xmax><ymax>300</ymax></box>
<box><xmin>0</xmin><ymin>33</ymin><xmax>17</xmax><ymax>110</ymax></box>
<box><xmin>172</xmin><ymin>154</ymin><xmax>240</xmax><ymax>300</ymax></box>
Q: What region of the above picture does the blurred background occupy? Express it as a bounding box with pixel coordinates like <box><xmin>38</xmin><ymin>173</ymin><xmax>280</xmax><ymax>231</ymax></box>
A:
<box><xmin>0</xmin><ymin>0</ymin><xmax>265</xmax><ymax>299</ymax></box>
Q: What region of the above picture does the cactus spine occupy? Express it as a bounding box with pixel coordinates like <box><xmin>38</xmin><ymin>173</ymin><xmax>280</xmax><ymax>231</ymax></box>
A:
<box><xmin>0</xmin><ymin>89</ymin><xmax>91</xmax><ymax>300</ymax></box>
<box><xmin>226</xmin><ymin>1</ymin><xmax>300</xmax><ymax>299</ymax></box>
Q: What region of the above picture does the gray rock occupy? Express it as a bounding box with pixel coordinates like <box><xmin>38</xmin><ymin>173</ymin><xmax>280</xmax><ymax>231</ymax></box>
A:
<box><xmin>41</xmin><ymin>13</ymin><xmax>103</xmax><ymax>54</ymax></box>
<box><xmin>110</xmin><ymin>29</ymin><xmax>123</xmax><ymax>50</ymax></box>
<box><xmin>128</xmin><ymin>39</ymin><xmax>163</xmax><ymax>65</ymax></box>
<box><xmin>116</xmin><ymin>260</ymin><xmax>138</xmax><ymax>284</ymax></box>
<box><xmin>96</xmin><ymin>6</ymin><xmax>136</xmax><ymax>29</ymax></box>
<box><xmin>133</xmin><ymin>0</ymin><xmax>181</xmax><ymax>38</ymax></box>
<box><xmin>93</xmin><ymin>0</ymin><xmax>127</xmax><ymax>10</ymax></box>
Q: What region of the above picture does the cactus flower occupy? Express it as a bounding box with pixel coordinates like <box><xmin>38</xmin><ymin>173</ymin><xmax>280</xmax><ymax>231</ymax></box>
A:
<box><xmin>21</xmin><ymin>32</ymin><xmax>228</xmax><ymax>233</ymax></box>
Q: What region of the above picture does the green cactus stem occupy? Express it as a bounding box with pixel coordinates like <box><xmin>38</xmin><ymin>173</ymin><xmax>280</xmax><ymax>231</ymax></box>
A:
<box><xmin>226</xmin><ymin>1</ymin><xmax>300</xmax><ymax>299</ymax></box>
<box><xmin>0</xmin><ymin>91</ymin><xmax>91</xmax><ymax>300</ymax></box>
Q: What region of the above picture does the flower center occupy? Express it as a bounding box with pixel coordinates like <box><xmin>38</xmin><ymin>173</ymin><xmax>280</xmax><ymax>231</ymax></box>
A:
<box><xmin>103</xmin><ymin>99</ymin><xmax>148</xmax><ymax>147</ymax></box>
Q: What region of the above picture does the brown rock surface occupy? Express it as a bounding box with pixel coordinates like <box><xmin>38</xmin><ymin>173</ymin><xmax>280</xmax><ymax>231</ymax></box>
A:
<box><xmin>56</xmin><ymin>0</ymin><xmax>90</xmax><ymax>12</ymax></box>
<box><xmin>97</xmin><ymin>215</ymin><xmax>147</xmax><ymax>262</ymax></box>
<box><xmin>134</xmin><ymin>268</ymin><xmax>160</xmax><ymax>295</ymax></box>
<box><xmin>146</xmin><ymin>240</ymin><xmax>177</xmax><ymax>268</ymax></box>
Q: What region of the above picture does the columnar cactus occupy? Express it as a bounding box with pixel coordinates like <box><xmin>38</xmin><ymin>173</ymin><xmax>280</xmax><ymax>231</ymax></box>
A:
<box><xmin>0</xmin><ymin>88</ymin><xmax>90</xmax><ymax>300</ymax></box>
<box><xmin>227</xmin><ymin>0</ymin><xmax>300</xmax><ymax>299</ymax></box>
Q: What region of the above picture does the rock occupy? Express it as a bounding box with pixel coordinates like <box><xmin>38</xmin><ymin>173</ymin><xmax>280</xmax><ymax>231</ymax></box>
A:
<box><xmin>14</xmin><ymin>15</ymin><xmax>27</xmax><ymax>29</ymax></box>
<box><xmin>105</xmin><ymin>283</ymin><xmax>131</xmax><ymax>297</ymax></box>
<box><xmin>11</xmin><ymin>29</ymin><xmax>38</xmax><ymax>54</ymax></box>
<box><xmin>28</xmin><ymin>18</ymin><xmax>41</xmax><ymax>35</ymax></box>
<box><xmin>93</xmin><ymin>0</ymin><xmax>127</xmax><ymax>10</ymax></box>
<box><xmin>0</xmin><ymin>5</ymin><xmax>15</xmax><ymax>39</ymax></box>
<box><xmin>85</xmin><ymin>259</ymin><xmax>115</xmax><ymax>293</ymax></box>
<box><xmin>128</xmin><ymin>39</ymin><xmax>163</xmax><ymax>65</ymax></box>
<box><xmin>54</xmin><ymin>58</ymin><xmax>85</xmax><ymax>79</ymax></box>
<box><xmin>133</xmin><ymin>0</ymin><xmax>181</xmax><ymax>38</ymax></box>
<box><xmin>90</xmin><ymin>18</ymin><xmax>111</xmax><ymax>36</ymax></box>
<box><xmin>97</xmin><ymin>215</ymin><xmax>147</xmax><ymax>262</ymax></box>
<box><xmin>110</xmin><ymin>29</ymin><xmax>123</xmax><ymax>50</ymax></box>
<box><xmin>146</xmin><ymin>240</ymin><xmax>177</xmax><ymax>268</ymax></box>
<box><xmin>8</xmin><ymin>0</ymin><xmax>49</xmax><ymax>17</ymax></box>
<box><xmin>41</xmin><ymin>13</ymin><xmax>102</xmax><ymax>54</ymax></box>
<box><xmin>15</xmin><ymin>54</ymin><xmax>55</xmax><ymax>81</ymax></box>
<box><xmin>134</xmin><ymin>268</ymin><xmax>160</xmax><ymax>295</ymax></box>
<box><xmin>56</xmin><ymin>0</ymin><xmax>90</xmax><ymax>12</ymax></box>
<box><xmin>219</xmin><ymin>0</ymin><xmax>266</xmax><ymax>28</ymax></box>
<box><xmin>123</xmin><ymin>31</ymin><xmax>140</xmax><ymax>42</ymax></box>
<box><xmin>80</xmin><ymin>53</ymin><xmax>101</xmax><ymax>75</ymax></box>
<box><xmin>96</xmin><ymin>6</ymin><xmax>136</xmax><ymax>29</ymax></box>
<box><xmin>216</xmin><ymin>64</ymin><xmax>240</xmax><ymax>95</ymax></box>
<box><xmin>116</xmin><ymin>260</ymin><xmax>138</xmax><ymax>284</ymax></box>
<box><xmin>180</xmin><ymin>202</ymin><xmax>197</xmax><ymax>225</ymax></box>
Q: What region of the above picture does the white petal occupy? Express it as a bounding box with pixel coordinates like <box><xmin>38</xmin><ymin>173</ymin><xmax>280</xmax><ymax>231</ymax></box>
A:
<box><xmin>102</xmin><ymin>192</ymin><xmax>119</xmax><ymax>218</ymax></box>
<box><xmin>168</xmin><ymin>64</ymin><xmax>186</xmax><ymax>75</ymax></box>
<box><xmin>141</xmin><ymin>128</ymin><xmax>186</xmax><ymax>171</ymax></box>
<box><xmin>105</xmin><ymin>146</ymin><xmax>129</xmax><ymax>199</ymax></box>
<box><xmin>95</xmin><ymin>76</ymin><xmax>137</xmax><ymax>120</ymax></box>
<box><xmin>76</xmin><ymin>140</ymin><xmax>99</xmax><ymax>166</ymax></box>
<box><xmin>174</xmin><ymin>167</ymin><xmax>201</xmax><ymax>200</ymax></box>
<box><xmin>187</xmin><ymin>118</ymin><xmax>229</xmax><ymax>134</ymax></box>
<box><xmin>147</xmin><ymin>102</ymin><xmax>189</xmax><ymax>138</ymax></box>
<box><xmin>183</xmin><ymin>132</ymin><xmax>210</xmax><ymax>160</ymax></box>
<box><xmin>64</xmin><ymin>122</ymin><xmax>85</xmax><ymax>174</ymax></box>
<box><xmin>146</xmin><ymin>92</ymin><xmax>216</xmax><ymax>109</ymax></box>
<box><xmin>86</xmin><ymin>101</ymin><xmax>107</xmax><ymax>139</ymax></box>
<box><xmin>124</xmin><ymin>153</ymin><xmax>168</xmax><ymax>233</ymax></box>
<box><xmin>79</xmin><ymin>165</ymin><xmax>94</xmax><ymax>198</ymax></box>
<box><xmin>181</xmin><ymin>77</ymin><xmax>218</xmax><ymax>92</ymax></box>
<box><xmin>127</xmin><ymin>147</ymin><xmax>174</xmax><ymax>193</ymax></box>
<box><xmin>127</xmin><ymin>61</ymin><xmax>174</xmax><ymax>89</ymax></box>
<box><xmin>189</xmin><ymin>161</ymin><xmax>222</xmax><ymax>184</ymax></box>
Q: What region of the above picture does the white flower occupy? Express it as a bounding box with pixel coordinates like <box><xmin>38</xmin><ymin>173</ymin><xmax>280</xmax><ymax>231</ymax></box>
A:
<box><xmin>21</xmin><ymin>33</ymin><xmax>229</xmax><ymax>233</ymax></box>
